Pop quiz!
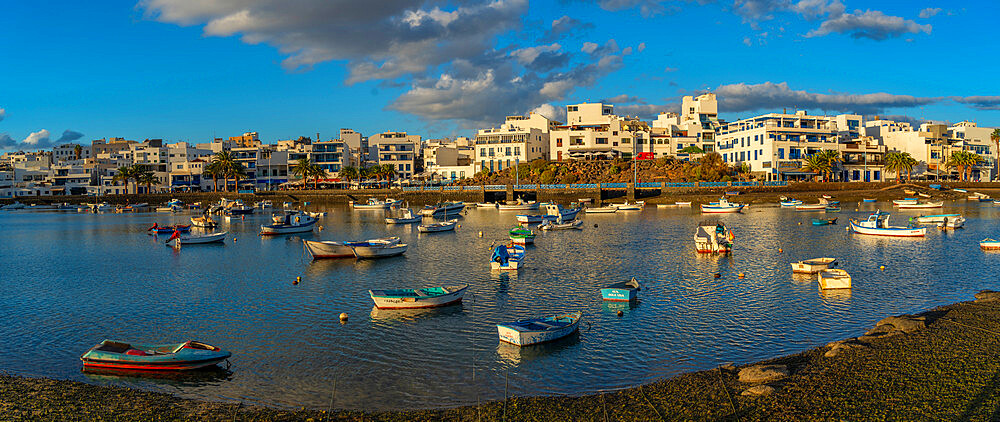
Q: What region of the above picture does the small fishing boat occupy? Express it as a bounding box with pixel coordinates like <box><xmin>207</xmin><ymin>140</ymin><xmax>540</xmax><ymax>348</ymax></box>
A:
<box><xmin>674</xmin><ymin>201</ymin><xmax>692</xmax><ymax>207</ymax></box>
<box><xmin>896</xmin><ymin>201</ymin><xmax>943</xmax><ymax>209</ymax></box>
<box><xmin>904</xmin><ymin>190</ymin><xmax>916</xmax><ymax>195</ymax></box>
<box><xmin>259</xmin><ymin>211</ymin><xmax>317</xmax><ymax>235</ymax></box>
<box><xmin>614</xmin><ymin>202</ymin><xmax>643</xmax><ymax>211</ymax></box>
<box><xmin>795</xmin><ymin>203</ymin><xmax>828</xmax><ymax>211</ymax></box>
<box><xmin>892</xmin><ymin>198</ymin><xmax>918</xmax><ymax>205</ymax></box>
<box><xmin>255</xmin><ymin>200</ymin><xmax>273</xmax><ymax>210</ymax></box>
<box><xmin>822</xmin><ymin>195</ymin><xmax>833</xmax><ymax>199</ymax></box>
<box><xmin>862</xmin><ymin>198</ymin><xmax>876</xmax><ymax>203</ymax></box>
<box><xmin>496</xmin><ymin>312</ymin><xmax>583</xmax><ymax>346</ymax></box>
<box><xmin>418</xmin><ymin>219</ymin><xmax>458</xmax><ymax>233</ymax></box>
<box><xmin>166</xmin><ymin>199</ymin><xmax>183</xmax><ymax>207</ymax></box>
<box><xmin>825</xmin><ymin>206</ymin><xmax>841</xmax><ymax>212</ymax></box>
<box><xmin>779</xmin><ymin>198</ymin><xmax>803</xmax><ymax>207</ymax></box>
<box><xmin>80</xmin><ymin>340</ymin><xmax>230</xmax><ymax>371</ymax></box>
<box><xmin>304</xmin><ymin>237</ymin><xmax>400</xmax><ymax>259</ymax></box>
<box><xmin>509</xmin><ymin>227</ymin><xmax>536</xmax><ymax>244</ymax></box>
<box><xmin>937</xmin><ymin>215</ymin><xmax>965</xmax><ymax>229</ymax></box>
<box><xmin>993</xmin><ymin>200</ymin><xmax>1000</xmax><ymax>205</ymax></box>
<box><xmin>911</xmin><ymin>213</ymin><xmax>962</xmax><ymax>224</ymax></box>
<box><xmin>954</xmin><ymin>188</ymin><xmax>968</xmax><ymax>193</ymax></box>
<box><xmin>515</xmin><ymin>214</ymin><xmax>546</xmax><ymax>223</ymax></box>
<box><xmin>818</xmin><ymin>269</ymin><xmax>852</xmax><ymax>290</ymax></box>
<box><xmin>351</xmin><ymin>198</ymin><xmax>401</xmax><ymax>209</ymax></box>
<box><xmin>918</xmin><ymin>193</ymin><xmax>931</xmax><ymax>198</ymax></box>
<box><xmin>849</xmin><ymin>211</ymin><xmax>926</xmax><ymax>237</ymax></box>
<box><xmin>303</xmin><ymin>211</ymin><xmax>326</xmax><ymax>218</ymax></box>
<box><xmin>491</xmin><ymin>244</ymin><xmax>525</xmax><ymax>270</ymax></box>
<box><xmin>600</xmin><ymin>277</ymin><xmax>640</xmax><ymax>302</ymax></box>
<box><xmin>790</xmin><ymin>257</ymin><xmax>836</xmax><ymax>274</ymax></box>
<box><xmin>981</xmin><ymin>238</ymin><xmax>1000</xmax><ymax>250</ymax></box>
<box><xmin>2</xmin><ymin>201</ymin><xmax>26</xmax><ymax>210</ymax></box>
<box><xmin>498</xmin><ymin>199</ymin><xmax>539</xmax><ymax>211</ymax></box>
<box><xmin>369</xmin><ymin>284</ymin><xmax>469</xmax><ymax>309</ymax></box>
<box><xmin>585</xmin><ymin>206</ymin><xmax>618</xmax><ymax>213</ymax></box>
<box><xmin>539</xmin><ymin>219</ymin><xmax>583</xmax><ymax>230</ymax></box>
<box><xmin>476</xmin><ymin>202</ymin><xmax>498</xmax><ymax>208</ymax></box>
<box><xmin>811</xmin><ymin>217</ymin><xmax>837</xmax><ymax>226</ymax></box>
<box><xmin>543</xmin><ymin>203</ymin><xmax>582</xmax><ymax>220</ymax></box>
<box><xmin>155</xmin><ymin>205</ymin><xmax>182</xmax><ymax>213</ymax></box>
<box><xmin>385</xmin><ymin>208</ymin><xmax>422</xmax><ymax>224</ymax></box>
<box><xmin>420</xmin><ymin>201</ymin><xmax>466</xmax><ymax>217</ymax></box>
<box><xmin>224</xmin><ymin>202</ymin><xmax>253</xmax><ymax>215</ymax></box>
<box><xmin>700</xmin><ymin>197</ymin><xmax>745</xmax><ymax>213</ymax></box>
<box><xmin>351</xmin><ymin>242</ymin><xmax>408</xmax><ymax>258</ymax></box>
<box><xmin>167</xmin><ymin>231</ymin><xmax>227</xmax><ymax>245</ymax></box>
<box><xmin>694</xmin><ymin>221</ymin><xmax>734</xmax><ymax>253</ymax></box>
<box><xmin>282</xmin><ymin>201</ymin><xmax>294</xmax><ymax>208</ymax></box>
<box><xmin>148</xmin><ymin>223</ymin><xmax>191</xmax><ymax>234</ymax></box>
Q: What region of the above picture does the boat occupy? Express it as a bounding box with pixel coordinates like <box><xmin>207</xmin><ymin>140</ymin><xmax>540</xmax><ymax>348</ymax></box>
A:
<box><xmin>496</xmin><ymin>312</ymin><xmax>583</xmax><ymax>346</ymax></box>
<box><xmin>369</xmin><ymin>284</ymin><xmax>469</xmax><ymax>309</ymax></box>
<box><xmin>124</xmin><ymin>203</ymin><xmax>149</xmax><ymax>212</ymax></box>
<box><xmin>796</xmin><ymin>198</ymin><xmax>836</xmax><ymax>210</ymax></box>
<box><xmin>600</xmin><ymin>277</ymin><xmax>640</xmax><ymax>302</ymax></box>
<box><xmin>543</xmin><ymin>203</ymin><xmax>582</xmax><ymax>220</ymax></box>
<box><xmin>476</xmin><ymin>202</ymin><xmax>498</xmax><ymax>208</ymax></box>
<box><xmin>491</xmin><ymin>244</ymin><xmax>525</xmax><ymax>270</ymax></box>
<box><xmin>675</xmin><ymin>201</ymin><xmax>692</xmax><ymax>207</ymax></box>
<box><xmin>585</xmin><ymin>206</ymin><xmax>617</xmax><ymax>213</ymax></box>
<box><xmin>515</xmin><ymin>214</ymin><xmax>545</xmax><ymax>223</ymax></box>
<box><xmin>825</xmin><ymin>206</ymin><xmax>841</xmax><ymax>212</ymax></box>
<box><xmin>498</xmin><ymin>199</ymin><xmax>539</xmax><ymax>211</ymax></box>
<box><xmin>303</xmin><ymin>237</ymin><xmax>400</xmax><ymax>259</ymax></box>
<box><xmin>811</xmin><ymin>217</ymin><xmax>837</xmax><ymax>225</ymax></box>
<box><xmin>614</xmin><ymin>201</ymin><xmax>643</xmax><ymax>211</ymax></box>
<box><xmin>509</xmin><ymin>227</ymin><xmax>536</xmax><ymax>244</ymax></box>
<box><xmin>166</xmin><ymin>199</ymin><xmax>183</xmax><ymax>207</ymax></box>
<box><xmin>155</xmin><ymin>205</ymin><xmax>182</xmax><ymax>213</ymax></box>
<box><xmin>420</xmin><ymin>201</ymin><xmax>466</xmax><ymax>217</ymax></box>
<box><xmin>255</xmin><ymin>200</ymin><xmax>273</xmax><ymax>210</ymax></box>
<box><xmin>848</xmin><ymin>211</ymin><xmax>926</xmax><ymax>237</ymax></box>
<box><xmin>904</xmin><ymin>190</ymin><xmax>916</xmax><ymax>195</ymax></box>
<box><xmin>994</xmin><ymin>200</ymin><xmax>1000</xmax><ymax>205</ymax></box>
<box><xmin>700</xmin><ymin>197</ymin><xmax>745</xmax><ymax>213</ymax></box>
<box><xmin>259</xmin><ymin>211</ymin><xmax>317</xmax><ymax>235</ymax></box>
<box><xmin>892</xmin><ymin>198</ymin><xmax>918</xmax><ymax>205</ymax></box>
<box><xmin>351</xmin><ymin>242</ymin><xmax>408</xmax><ymax>258</ymax></box>
<box><xmin>918</xmin><ymin>193</ymin><xmax>931</xmax><ymax>198</ymax></box>
<box><xmin>539</xmin><ymin>219</ymin><xmax>583</xmax><ymax>230</ymax></box>
<box><xmin>282</xmin><ymin>201</ymin><xmax>294</xmax><ymax>208</ymax></box>
<box><xmin>224</xmin><ymin>202</ymin><xmax>253</xmax><ymax>215</ymax></box>
<box><xmin>862</xmin><ymin>198</ymin><xmax>876</xmax><ymax>203</ymax></box>
<box><xmin>911</xmin><ymin>213</ymin><xmax>961</xmax><ymax>224</ymax></box>
<box><xmin>2</xmin><ymin>201</ymin><xmax>26</xmax><ymax>210</ymax></box>
<box><xmin>790</xmin><ymin>257</ymin><xmax>836</xmax><ymax>274</ymax></box>
<box><xmin>303</xmin><ymin>211</ymin><xmax>326</xmax><ymax>218</ymax></box>
<box><xmin>80</xmin><ymin>339</ymin><xmax>231</xmax><ymax>371</ymax></box>
<box><xmin>896</xmin><ymin>201</ymin><xmax>943</xmax><ymax>209</ymax></box>
<box><xmin>937</xmin><ymin>215</ymin><xmax>966</xmax><ymax>229</ymax></box>
<box><xmin>822</xmin><ymin>195</ymin><xmax>833</xmax><ymax>199</ymax></box>
<box><xmin>351</xmin><ymin>198</ymin><xmax>400</xmax><ymax>209</ymax></box>
<box><xmin>385</xmin><ymin>208</ymin><xmax>422</xmax><ymax>224</ymax></box>
<box><xmin>981</xmin><ymin>238</ymin><xmax>1000</xmax><ymax>250</ymax></box>
<box><xmin>418</xmin><ymin>219</ymin><xmax>458</xmax><ymax>233</ymax></box>
<box><xmin>191</xmin><ymin>215</ymin><xmax>219</xmax><ymax>229</ymax></box>
<box><xmin>148</xmin><ymin>223</ymin><xmax>191</xmax><ymax>234</ymax></box>
<box><xmin>818</xmin><ymin>269</ymin><xmax>852</xmax><ymax>290</ymax></box>
<box><xmin>167</xmin><ymin>231</ymin><xmax>227</xmax><ymax>245</ymax></box>
<box><xmin>954</xmin><ymin>188</ymin><xmax>968</xmax><ymax>193</ymax></box>
<box><xmin>694</xmin><ymin>221</ymin><xmax>734</xmax><ymax>253</ymax></box>
<box><xmin>779</xmin><ymin>198</ymin><xmax>803</xmax><ymax>207</ymax></box>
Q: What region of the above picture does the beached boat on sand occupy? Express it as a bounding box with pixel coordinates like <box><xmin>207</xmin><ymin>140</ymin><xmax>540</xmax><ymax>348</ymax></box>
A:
<box><xmin>818</xmin><ymin>269</ymin><xmax>852</xmax><ymax>289</ymax></box>
<box><xmin>369</xmin><ymin>284</ymin><xmax>469</xmax><ymax>309</ymax></box>
<box><xmin>791</xmin><ymin>257</ymin><xmax>836</xmax><ymax>274</ymax></box>
<box><xmin>81</xmin><ymin>340</ymin><xmax>230</xmax><ymax>371</ymax></box>
<box><xmin>497</xmin><ymin>312</ymin><xmax>583</xmax><ymax>346</ymax></box>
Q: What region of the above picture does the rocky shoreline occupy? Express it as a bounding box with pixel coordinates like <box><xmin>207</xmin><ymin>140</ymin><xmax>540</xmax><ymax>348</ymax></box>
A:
<box><xmin>5</xmin><ymin>291</ymin><xmax>1000</xmax><ymax>420</ymax></box>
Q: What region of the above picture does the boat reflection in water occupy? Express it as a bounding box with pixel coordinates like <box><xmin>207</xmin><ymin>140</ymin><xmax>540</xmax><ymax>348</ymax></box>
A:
<box><xmin>369</xmin><ymin>305</ymin><xmax>464</xmax><ymax>323</ymax></box>
<box><xmin>818</xmin><ymin>287</ymin><xmax>852</xmax><ymax>303</ymax></box>
<box><xmin>601</xmin><ymin>300</ymin><xmax>639</xmax><ymax>315</ymax></box>
<box><xmin>496</xmin><ymin>331</ymin><xmax>581</xmax><ymax>365</ymax></box>
<box><xmin>82</xmin><ymin>366</ymin><xmax>233</xmax><ymax>387</ymax></box>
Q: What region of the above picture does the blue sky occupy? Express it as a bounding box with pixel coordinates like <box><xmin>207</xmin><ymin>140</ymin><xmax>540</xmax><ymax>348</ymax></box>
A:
<box><xmin>1</xmin><ymin>0</ymin><xmax>997</xmax><ymax>150</ymax></box>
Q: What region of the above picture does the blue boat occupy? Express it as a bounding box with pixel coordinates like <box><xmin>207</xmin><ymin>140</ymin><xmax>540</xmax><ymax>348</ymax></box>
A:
<box><xmin>929</xmin><ymin>184</ymin><xmax>942</xmax><ymax>190</ymax></box>
<box><xmin>812</xmin><ymin>217</ymin><xmax>837</xmax><ymax>226</ymax></box>
<box><xmin>601</xmin><ymin>277</ymin><xmax>640</xmax><ymax>302</ymax></box>
<box><xmin>862</xmin><ymin>199</ymin><xmax>877</xmax><ymax>203</ymax></box>
<box><xmin>81</xmin><ymin>340</ymin><xmax>230</xmax><ymax>371</ymax></box>
<box><xmin>148</xmin><ymin>223</ymin><xmax>191</xmax><ymax>234</ymax></box>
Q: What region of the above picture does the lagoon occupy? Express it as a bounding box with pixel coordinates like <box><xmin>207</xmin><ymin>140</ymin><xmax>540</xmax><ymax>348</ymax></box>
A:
<box><xmin>1</xmin><ymin>201</ymin><xmax>999</xmax><ymax>410</ymax></box>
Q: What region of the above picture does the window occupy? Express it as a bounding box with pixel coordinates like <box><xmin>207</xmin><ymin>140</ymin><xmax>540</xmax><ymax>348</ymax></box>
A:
<box><xmin>556</xmin><ymin>139</ymin><xmax>563</xmax><ymax>147</ymax></box>
<box><xmin>505</xmin><ymin>147</ymin><xmax>511</xmax><ymax>156</ymax></box>
<box><xmin>406</xmin><ymin>164</ymin><xmax>411</xmax><ymax>171</ymax></box>
<box><xmin>398</xmin><ymin>164</ymin><xmax>404</xmax><ymax>171</ymax></box>
<box><xmin>480</xmin><ymin>149</ymin><xmax>486</xmax><ymax>157</ymax></box>
<box><xmin>514</xmin><ymin>146</ymin><xmax>520</xmax><ymax>155</ymax></box>
<box><xmin>596</xmin><ymin>137</ymin><xmax>608</xmax><ymax>145</ymax></box>
<box><xmin>567</xmin><ymin>106</ymin><xmax>578</xmax><ymax>112</ymax></box>
<box><xmin>873</xmin><ymin>171</ymin><xmax>881</xmax><ymax>181</ymax></box>
<box><xmin>489</xmin><ymin>148</ymin><xmax>495</xmax><ymax>156</ymax></box>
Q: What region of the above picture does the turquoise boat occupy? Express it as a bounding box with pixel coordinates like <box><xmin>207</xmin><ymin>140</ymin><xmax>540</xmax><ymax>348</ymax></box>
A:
<box><xmin>825</xmin><ymin>206</ymin><xmax>841</xmax><ymax>212</ymax></box>
<box><xmin>812</xmin><ymin>217</ymin><xmax>837</xmax><ymax>226</ymax></box>
<box><xmin>601</xmin><ymin>277</ymin><xmax>640</xmax><ymax>302</ymax></box>
<box><xmin>81</xmin><ymin>340</ymin><xmax>230</xmax><ymax>371</ymax></box>
<box><xmin>862</xmin><ymin>199</ymin><xmax>876</xmax><ymax>203</ymax></box>
<box><xmin>509</xmin><ymin>227</ymin><xmax>536</xmax><ymax>244</ymax></box>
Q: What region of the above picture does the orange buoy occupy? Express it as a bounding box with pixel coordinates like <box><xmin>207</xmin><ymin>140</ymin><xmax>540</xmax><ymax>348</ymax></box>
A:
<box><xmin>738</xmin><ymin>272</ymin><xmax>745</xmax><ymax>279</ymax></box>
<box><xmin>294</xmin><ymin>276</ymin><xmax>301</xmax><ymax>285</ymax></box>
<box><xmin>778</xmin><ymin>248</ymin><xmax>783</xmax><ymax>253</ymax></box>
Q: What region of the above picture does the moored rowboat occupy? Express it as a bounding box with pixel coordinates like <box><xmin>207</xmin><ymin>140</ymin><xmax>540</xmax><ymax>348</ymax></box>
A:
<box><xmin>497</xmin><ymin>312</ymin><xmax>583</xmax><ymax>346</ymax></box>
<box><xmin>791</xmin><ymin>257</ymin><xmax>836</xmax><ymax>274</ymax></box>
<box><xmin>818</xmin><ymin>269</ymin><xmax>852</xmax><ymax>289</ymax></box>
<box><xmin>981</xmin><ymin>238</ymin><xmax>1000</xmax><ymax>250</ymax></box>
<box><xmin>303</xmin><ymin>237</ymin><xmax>400</xmax><ymax>259</ymax></box>
<box><xmin>369</xmin><ymin>284</ymin><xmax>469</xmax><ymax>309</ymax></box>
<box><xmin>81</xmin><ymin>340</ymin><xmax>230</xmax><ymax>371</ymax></box>
<box><xmin>600</xmin><ymin>277</ymin><xmax>640</xmax><ymax>302</ymax></box>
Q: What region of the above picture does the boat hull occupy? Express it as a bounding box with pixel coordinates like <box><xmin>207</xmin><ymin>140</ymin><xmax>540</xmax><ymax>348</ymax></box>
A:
<box><xmin>369</xmin><ymin>285</ymin><xmax>468</xmax><ymax>309</ymax></box>
<box><xmin>260</xmin><ymin>220</ymin><xmax>317</xmax><ymax>235</ymax></box>
<box><xmin>849</xmin><ymin>220</ymin><xmax>926</xmax><ymax>237</ymax></box>
<box><xmin>80</xmin><ymin>341</ymin><xmax>230</xmax><ymax>371</ymax></box>
<box><xmin>818</xmin><ymin>270</ymin><xmax>852</xmax><ymax>289</ymax></box>
<box><xmin>386</xmin><ymin>217</ymin><xmax>421</xmax><ymax>224</ymax></box>
<box><xmin>700</xmin><ymin>205</ymin><xmax>744</xmax><ymax>213</ymax></box>
<box><xmin>352</xmin><ymin>243</ymin><xmax>407</xmax><ymax>258</ymax></box>
<box><xmin>304</xmin><ymin>240</ymin><xmax>355</xmax><ymax>258</ymax></box>
<box><xmin>600</xmin><ymin>287</ymin><xmax>637</xmax><ymax>302</ymax></box>
<box><xmin>175</xmin><ymin>232</ymin><xmax>227</xmax><ymax>245</ymax></box>
<box><xmin>791</xmin><ymin>258</ymin><xmax>836</xmax><ymax>274</ymax></box>
<box><xmin>496</xmin><ymin>313</ymin><xmax>582</xmax><ymax>346</ymax></box>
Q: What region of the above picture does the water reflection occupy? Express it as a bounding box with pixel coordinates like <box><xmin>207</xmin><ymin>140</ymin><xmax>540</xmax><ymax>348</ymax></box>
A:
<box><xmin>82</xmin><ymin>366</ymin><xmax>233</xmax><ymax>387</ymax></box>
<box><xmin>369</xmin><ymin>305</ymin><xmax>465</xmax><ymax>323</ymax></box>
<box><xmin>496</xmin><ymin>331</ymin><xmax>582</xmax><ymax>365</ymax></box>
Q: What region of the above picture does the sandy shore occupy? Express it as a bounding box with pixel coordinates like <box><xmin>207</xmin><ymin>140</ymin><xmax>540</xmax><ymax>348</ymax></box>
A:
<box><xmin>5</xmin><ymin>291</ymin><xmax>1000</xmax><ymax>420</ymax></box>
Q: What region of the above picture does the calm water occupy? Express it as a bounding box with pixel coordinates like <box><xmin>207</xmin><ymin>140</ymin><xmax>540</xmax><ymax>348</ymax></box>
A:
<box><xmin>2</xmin><ymin>201</ymin><xmax>999</xmax><ymax>409</ymax></box>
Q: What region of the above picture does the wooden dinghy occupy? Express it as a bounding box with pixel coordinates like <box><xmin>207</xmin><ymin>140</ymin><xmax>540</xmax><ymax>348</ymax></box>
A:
<box><xmin>601</xmin><ymin>277</ymin><xmax>640</xmax><ymax>302</ymax></box>
<box><xmin>791</xmin><ymin>257</ymin><xmax>836</xmax><ymax>274</ymax></box>
<box><xmin>417</xmin><ymin>219</ymin><xmax>458</xmax><ymax>233</ymax></box>
<box><xmin>818</xmin><ymin>269</ymin><xmax>852</xmax><ymax>290</ymax></box>
<box><xmin>369</xmin><ymin>284</ymin><xmax>469</xmax><ymax>309</ymax></box>
<box><xmin>81</xmin><ymin>340</ymin><xmax>230</xmax><ymax>371</ymax></box>
<box><xmin>496</xmin><ymin>312</ymin><xmax>583</xmax><ymax>346</ymax></box>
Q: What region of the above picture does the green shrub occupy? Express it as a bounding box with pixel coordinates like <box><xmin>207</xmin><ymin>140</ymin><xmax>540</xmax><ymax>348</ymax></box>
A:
<box><xmin>540</xmin><ymin>169</ymin><xmax>556</xmax><ymax>184</ymax></box>
<box><xmin>563</xmin><ymin>173</ymin><xmax>578</xmax><ymax>184</ymax></box>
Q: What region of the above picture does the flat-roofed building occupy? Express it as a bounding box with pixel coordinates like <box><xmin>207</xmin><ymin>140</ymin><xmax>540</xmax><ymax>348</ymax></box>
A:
<box><xmin>476</xmin><ymin>113</ymin><xmax>552</xmax><ymax>173</ymax></box>
<box><xmin>369</xmin><ymin>131</ymin><xmax>420</xmax><ymax>179</ymax></box>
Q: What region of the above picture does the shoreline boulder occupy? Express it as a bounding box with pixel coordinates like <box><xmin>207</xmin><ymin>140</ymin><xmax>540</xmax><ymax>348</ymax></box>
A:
<box><xmin>874</xmin><ymin>315</ymin><xmax>926</xmax><ymax>333</ymax></box>
<box><xmin>738</xmin><ymin>364</ymin><xmax>788</xmax><ymax>383</ymax></box>
<box><xmin>975</xmin><ymin>290</ymin><xmax>1000</xmax><ymax>303</ymax></box>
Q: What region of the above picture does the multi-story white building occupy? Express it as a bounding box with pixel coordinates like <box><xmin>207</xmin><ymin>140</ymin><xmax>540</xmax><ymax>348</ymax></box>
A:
<box><xmin>475</xmin><ymin>113</ymin><xmax>552</xmax><ymax>173</ymax></box>
<box><xmin>715</xmin><ymin>111</ymin><xmax>859</xmax><ymax>181</ymax></box>
<box><xmin>369</xmin><ymin>131</ymin><xmax>420</xmax><ymax>179</ymax></box>
<box><xmin>53</xmin><ymin>143</ymin><xmax>91</xmax><ymax>162</ymax></box>
<box><xmin>550</xmin><ymin>103</ymin><xmax>656</xmax><ymax>161</ymax></box>
<box><xmin>878</xmin><ymin>122</ymin><xmax>994</xmax><ymax>180</ymax></box>
<box><xmin>423</xmin><ymin>138</ymin><xmax>475</xmax><ymax>181</ymax></box>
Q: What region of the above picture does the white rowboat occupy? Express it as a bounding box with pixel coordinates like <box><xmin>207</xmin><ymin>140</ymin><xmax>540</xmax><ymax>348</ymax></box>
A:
<box><xmin>818</xmin><ymin>269</ymin><xmax>852</xmax><ymax>289</ymax></box>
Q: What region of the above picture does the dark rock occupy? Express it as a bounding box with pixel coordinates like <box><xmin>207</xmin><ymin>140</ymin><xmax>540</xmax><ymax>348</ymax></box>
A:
<box><xmin>975</xmin><ymin>290</ymin><xmax>1000</xmax><ymax>303</ymax></box>
<box><xmin>875</xmin><ymin>315</ymin><xmax>926</xmax><ymax>333</ymax></box>
<box><xmin>741</xmin><ymin>385</ymin><xmax>775</xmax><ymax>396</ymax></box>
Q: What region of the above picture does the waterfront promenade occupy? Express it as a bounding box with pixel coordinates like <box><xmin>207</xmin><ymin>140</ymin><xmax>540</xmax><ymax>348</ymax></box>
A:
<box><xmin>4</xmin><ymin>292</ymin><xmax>1000</xmax><ymax>420</ymax></box>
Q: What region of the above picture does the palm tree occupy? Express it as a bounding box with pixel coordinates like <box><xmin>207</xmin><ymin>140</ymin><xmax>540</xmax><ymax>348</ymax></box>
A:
<box><xmin>947</xmin><ymin>150</ymin><xmax>983</xmax><ymax>181</ymax></box>
<box><xmin>112</xmin><ymin>166</ymin><xmax>135</xmax><ymax>195</ymax></box>
<box><xmin>817</xmin><ymin>150</ymin><xmax>842</xmax><ymax>181</ymax></box>
<box><xmin>802</xmin><ymin>154</ymin><xmax>830</xmax><ymax>182</ymax></box>
<box><xmin>202</xmin><ymin>161</ymin><xmax>221</xmax><ymax>192</ymax></box>
<box><xmin>381</xmin><ymin>164</ymin><xmax>397</xmax><ymax>181</ymax></box>
<box><xmin>226</xmin><ymin>161</ymin><xmax>247</xmax><ymax>191</ymax></box>
<box><xmin>73</xmin><ymin>144</ymin><xmax>83</xmax><ymax>160</ymax></box>
<box><xmin>991</xmin><ymin>128</ymin><xmax>1000</xmax><ymax>180</ymax></box>
<box><xmin>137</xmin><ymin>171</ymin><xmax>158</xmax><ymax>194</ymax></box>
<box><xmin>309</xmin><ymin>164</ymin><xmax>328</xmax><ymax>189</ymax></box>
<box><xmin>340</xmin><ymin>166</ymin><xmax>358</xmax><ymax>182</ymax></box>
<box><xmin>209</xmin><ymin>151</ymin><xmax>238</xmax><ymax>192</ymax></box>
<box><xmin>883</xmin><ymin>151</ymin><xmax>916</xmax><ymax>183</ymax></box>
<box><xmin>290</xmin><ymin>158</ymin><xmax>313</xmax><ymax>189</ymax></box>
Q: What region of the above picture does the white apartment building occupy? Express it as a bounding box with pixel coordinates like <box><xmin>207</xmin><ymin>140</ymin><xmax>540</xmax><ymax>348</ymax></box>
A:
<box><xmin>475</xmin><ymin>113</ymin><xmax>552</xmax><ymax>173</ymax></box>
<box><xmin>715</xmin><ymin>111</ymin><xmax>860</xmax><ymax>181</ymax></box>
<box><xmin>879</xmin><ymin>122</ymin><xmax>994</xmax><ymax>180</ymax></box>
<box><xmin>423</xmin><ymin>138</ymin><xmax>475</xmax><ymax>181</ymax></box>
<box><xmin>550</xmin><ymin>103</ymin><xmax>652</xmax><ymax>160</ymax></box>
<box><xmin>53</xmin><ymin>143</ymin><xmax>91</xmax><ymax>162</ymax></box>
<box><xmin>369</xmin><ymin>131</ymin><xmax>421</xmax><ymax>179</ymax></box>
